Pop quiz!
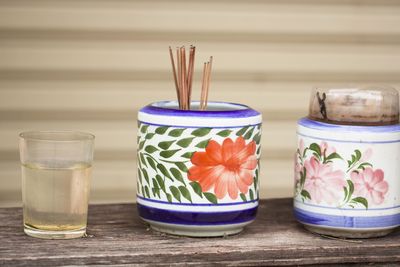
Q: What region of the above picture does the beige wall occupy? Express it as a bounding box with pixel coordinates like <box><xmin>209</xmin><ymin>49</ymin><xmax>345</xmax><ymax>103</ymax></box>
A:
<box><xmin>1</xmin><ymin>0</ymin><xmax>400</xmax><ymax>206</ymax></box>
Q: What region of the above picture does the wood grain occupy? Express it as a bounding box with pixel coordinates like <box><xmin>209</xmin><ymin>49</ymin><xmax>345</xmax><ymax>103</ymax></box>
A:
<box><xmin>0</xmin><ymin>198</ymin><xmax>399</xmax><ymax>266</ymax></box>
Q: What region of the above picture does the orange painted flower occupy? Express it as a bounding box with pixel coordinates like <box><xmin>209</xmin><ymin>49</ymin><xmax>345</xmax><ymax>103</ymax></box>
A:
<box><xmin>188</xmin><ymin>136</ymin><xmax>258</xmax><ymax>200</ymax></box>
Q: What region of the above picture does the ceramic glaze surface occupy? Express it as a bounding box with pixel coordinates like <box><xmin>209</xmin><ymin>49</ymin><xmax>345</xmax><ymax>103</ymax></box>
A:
<box><xmin>137</xmin><ymin>101</ymin><xmax>262</xmax><ymax>236</ymax></box>
<box><xmin>294</xmin><ymin>118</ymin><xmax>400</xmax><ymax>237</ymax></box>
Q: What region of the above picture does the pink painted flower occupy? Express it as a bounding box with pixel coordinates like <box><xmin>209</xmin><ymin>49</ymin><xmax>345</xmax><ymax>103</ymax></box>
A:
<box><xmin>351</xmin><ymin>168</ymin><xmax>388</xmax><ymax>205</ymax></box>
<box><xmin>294</xmin><ymin>153</ymin><xmax>302</xmax><ymax>184</ymax></box>
<box><xmin>304</xmin><ymin>157</ymin><xmax>345</xmax><ymax>204</ymax></box>
<box><xmin>320</xmin><ymin>141</ymin><xmax>336</xmax><ymax>156</ymax></box>
<box><xmin>188</xmin><ymin>136</ymin><xmax>257</xmax><ymax>200</ymax></box>
<box><xmin>294</xmin><ymin>161</ymin><xmax>303</xmax><ymax>193</ymax></box>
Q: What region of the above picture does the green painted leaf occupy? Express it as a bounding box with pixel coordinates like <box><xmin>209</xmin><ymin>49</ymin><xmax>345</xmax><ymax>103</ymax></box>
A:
<box><xmin>140</xmin><ymin>125</ymin><xmax>149</xmax><ymax>134</ymax></box>
<box><xmin>203</xmin><ymin>192</ymin><xmax>218</xmax><ymax>204</ymax></box>
<box><xmin>301</xmin><ymin>190</ymin><xmax>311</xmax><ymax>200</ymax></box>
<box><xmin>176</xmin><ymin>137</ymin><xmax>194</xmax><ymax>148</ymax></box>
<box><xmin>302</xmin><ymin>147</ymin><xmax>308</xmax><ymax>158</ymax></box>
<box><xmin>351</xmin><ymin>154</ymin><xmax>356</xmax><ymax>163</ymax></box>
<box><xmin>181</xmin><ymin>152</ymin><xmax>195</xmax><ymax>159</ymax></box>
<box><xmin>145</xmin><ymin>133</ymin><xmax>155</xmax><ymax>139</ymax></box>
<box><xmin>152</xmin><ymin>178</ymin><xmax>160</xmax><ymax>198</ymax></box>
<box><xmin>355</xmin><ymin>150</ymin><xmax>362</xmax><ymax>161</ymax></box>
<box><xmin>137</xmin><ymin>181</ymin><xmax>141</xmax><ymax>194</ymax></box>
<box><xmin>155</xmin><ymin>184</ymin><xmax>161</xmax><ymax>198</ymax></box>
<box><xmin>190</xmin><ymin>182</ymin><xmax>203</xmax><ymax>198</ymax></box>
<box><xmin>142</xmin><ymin>168</ymin><xmax>149</xmax><ymax>184</ymax></box>
<box><xmin>155</xmin><ymin>175</ymin><xmax>166</xmax><ymax>193</ymax></box>
<box><xmin>216</xmin><ymin>129</ymin><xmax>232</xmax><ymax>137</ymax></box>
<box><xmin>146</xmin><ymin>156</ymin><xmax>157</xmax><ymax>171</ymax></box>
<box><xmin>152</xmin><ymin>178</ymin><xmax>159</xmax><ymax>189</ymax></box>
<box><xmin>240</xmin><ymin>193</ymin><xmax>247</xmax><ymax>202</ymax></box>
<box><xmin>256</xmin><ymin>146</ymin><xmax>261</xmax><ymax>155</ymax></box>
<box><xmin>325</xmin><ymin>152</ymin><xmax>342</xmax><ymax>161</ymax></box>
<box><xmin>249</xmin><ymin>189</ymin><xmax>254</xmax><ymax>201</ymax></box>
<box><xmin>158</xmin><ymin>140</ymin><xmax>175</xmax><ymax>150</ymax></box>
<box><xmin>195</xmin><ymin>138</ymin><xmax>210</xmax><ymax>148</ymax></box>
<box><xmin>166</xmin><ymin>193</ymin><xmax>172</xmax><ymax>203</ymax></box>
<box><xmin>175</xmin><ymin>162</ymin><xmax>188</xmax><ymax>172</ymax></box>
<box><xmin>140</xmin><ymin>153</ymin><xmax>147</xmax><ymax>167</ymax></box>
<box><xmin>155</xmin><ymin>126</ymin><xmax>169</xmax><ymax>134</ymax></box>
<box><xmin>160</xmin><ymin>149</ymin><xmax>180</xmax><ymax>158</ymax></box>
<box><xmin>157</xmin><ymin>164</ymin><xmax>172</xmax><ymax>181</ymax></box>
<box><xmin>343</xmin><ymin>186</ymin><xmax>348</xmax><ymax>202</ymax></box>
<box><xmin>352</xmin><ymin>197</ymin><xmax>368</xmax><ymax>209</ymax></box>
<box><xmin>358</xmin><ymin>162</ymin><xmax>373</xmax><ymax>170</ymax></box>
<box><xmin>347</xmin><ymin>160</ymin><xmax>352</xmax><ymax>168</ymax></box>
<box><xmin>178</xmin><ymin>186</ymin><xmax>192</xmax><ymax>203</ymax></box>
<box><xmin>309</xmin><ymin>143</ymin><xmax>321</xmax><ymax>157</ymax></box>
<box><xmin>170</xmin><ymin>167</ymin><xmax>185</xmax><ymax>185</ymax></box>
<box><xmin>144</xmin><ymin>186</ymin><xmax>150</xmax><ymax>198</ymax></box>
<box><xmin>191</xmin><ymin>128</ymin><xmax>212</xmax><ymax>137</ymax></box>
<box><xmin>300</xmin><ymin>168</ymin><xmax>306</xmax><ymax>187</ymax></box>
<box><xmin>138</xmin><ymin>140</ymin><xmax>145</xmax><ymax>150</ymax></box>
<box><xmin>253</xmin><ymin>133</ymin><xmax>261</xmax><ymax>144</ymax></box>
<box><xmin>156</xmin><ymin>174</ymin><xmax>166</xmax><ymax>193</ymax></box>
<box><xmin>253</xmin><ymin>176</ymin><xmax>258</xmax><ymax>191</ymax></box>
<box><xmin>141</xmin><ymin>186</ymin><xmax>145</xmax><ymax>197</ymax></box>
<box><xmin>144</xmin><ymin>145</ymin><xmax>158</xmax><ymax>153</ymax></box>
<box><xmin>137</xmin><ymin>169</ymin><xmax>142</xmax><ymax>183</ymax></box>
<box><xmin>168</xmin><ymin>128</ymin><xmax>185</xmax><ymax>137</ymax></box>
<box><xmin>347</xmin><ymin>179</ymin><xmax>354</xmax><ymax>202</ymax></box>
<box><xmin>169</xmin><ymin>186</ymin><xmax>181</xmax><ymax>202</ymax></box>
<box><xmin>244</xmin><ymin>127</ymin><xmax>255</xmax><ymax>140</ymax></box>
<box><xmin>236</xmin><ymin>126</ymin><xmax>249</xmax><ymax>136</ymax></box>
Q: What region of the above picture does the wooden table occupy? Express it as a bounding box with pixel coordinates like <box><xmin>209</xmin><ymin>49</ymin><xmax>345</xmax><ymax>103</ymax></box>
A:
<box><xmin>1</xmin><ymin>198</ymin><xmax>399</xmax><ymax>266</ymax></box>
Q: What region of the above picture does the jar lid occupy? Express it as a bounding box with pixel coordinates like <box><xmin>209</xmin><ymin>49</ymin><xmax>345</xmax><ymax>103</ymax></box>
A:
<box><xmin>308</xmin><ymin>85</ymin><xmax>399</xmax><ymax>125</ymax></box>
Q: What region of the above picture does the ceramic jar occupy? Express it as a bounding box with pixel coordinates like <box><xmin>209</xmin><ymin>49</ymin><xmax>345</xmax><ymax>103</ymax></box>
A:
<box><xmin>294</xmin><ymin>87</ymin><xmax>400</xmax><ymax>238</ymax></box>
<box><xmin>136</xmin><ymin>101</ymin><xmax>262</xmax><ymax>237</ymax></box>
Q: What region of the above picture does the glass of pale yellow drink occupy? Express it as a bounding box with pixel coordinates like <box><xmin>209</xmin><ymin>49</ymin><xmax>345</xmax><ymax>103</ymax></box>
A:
<box><xmin>19</xmin><ymin>131</ymin><xmax>94</xmax><ymax>239</ymax></box>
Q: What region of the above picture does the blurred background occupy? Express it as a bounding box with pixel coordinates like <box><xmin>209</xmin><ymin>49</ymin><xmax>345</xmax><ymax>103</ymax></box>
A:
<box><xmin>1</xmin><ymin>0</ymin><xmax>400</xmax><ymax>207</ymax></box>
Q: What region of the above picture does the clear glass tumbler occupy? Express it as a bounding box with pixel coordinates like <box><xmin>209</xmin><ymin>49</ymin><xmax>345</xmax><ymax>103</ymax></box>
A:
<box><xmin>19</xmin><ymin>131</ymin><xmax>95</xmax><ymax>239</ymax></box>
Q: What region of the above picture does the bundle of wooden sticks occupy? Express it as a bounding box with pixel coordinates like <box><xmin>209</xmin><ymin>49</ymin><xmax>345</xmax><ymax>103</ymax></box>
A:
<box><xmin>169</xmin><ymin>46</ymin><xmax>212</xmax><ymax>110</ymax></box>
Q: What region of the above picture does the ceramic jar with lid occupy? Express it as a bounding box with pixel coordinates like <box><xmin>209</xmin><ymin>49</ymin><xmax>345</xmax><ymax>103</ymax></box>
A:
<box><xmin>294</xmin><ymin>86</ymin><xmax>400</xmax><ymax>238</ymax></box>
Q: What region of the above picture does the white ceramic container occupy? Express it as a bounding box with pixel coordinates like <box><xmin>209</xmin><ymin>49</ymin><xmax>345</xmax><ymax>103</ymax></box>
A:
<box><xmin>294</xmin><ymin>87</ymin><xmax>400</xmax><ymax>238</ymax></box>
<box><xmin>136</xmin><ymin>101</ymin><xmax>262</xmax><ymax>237</ymax></box>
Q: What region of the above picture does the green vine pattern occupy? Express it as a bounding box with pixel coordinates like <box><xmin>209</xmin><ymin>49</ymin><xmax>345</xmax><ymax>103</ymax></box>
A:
<box><xmin>137</xmin><ymin>123</ymin><xmax>262</xmax><ymax>204</ymax></box>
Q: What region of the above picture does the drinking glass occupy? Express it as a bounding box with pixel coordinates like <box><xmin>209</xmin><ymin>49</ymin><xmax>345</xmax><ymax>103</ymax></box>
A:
<box><xmin>19</xmin><ymin>131</ymin><xmax>95</xmax><ymax>239</ymax></box>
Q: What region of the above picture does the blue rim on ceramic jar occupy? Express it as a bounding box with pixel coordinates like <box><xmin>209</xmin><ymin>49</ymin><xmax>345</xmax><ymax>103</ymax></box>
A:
<box><xmin>294</xmin><ymin>86</ymin><xmax>400</xmax><ymax>238</ymax></box>
<box><xmin>137</xmin><ymin>101</ymin><xmax>262</xmax><ymax>237</ymax></box>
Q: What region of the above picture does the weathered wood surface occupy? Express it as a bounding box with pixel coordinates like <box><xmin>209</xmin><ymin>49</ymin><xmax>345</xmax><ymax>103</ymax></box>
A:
<box><xmin>0</xmin><ymin>198</ymin><xmax>399</xmax><ymax>266</ymax></box>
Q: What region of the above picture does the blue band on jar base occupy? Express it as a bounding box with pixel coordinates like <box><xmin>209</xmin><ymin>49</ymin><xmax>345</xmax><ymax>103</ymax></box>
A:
<box><xmin>294</xmin><ymin>207</ymin><xmax>400</xmax><ymax>229</ymax></box>
<box><xmin>137</xmin><ymin>203</ymin><xmax>258</xmax><ymax>226</ymax></box>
